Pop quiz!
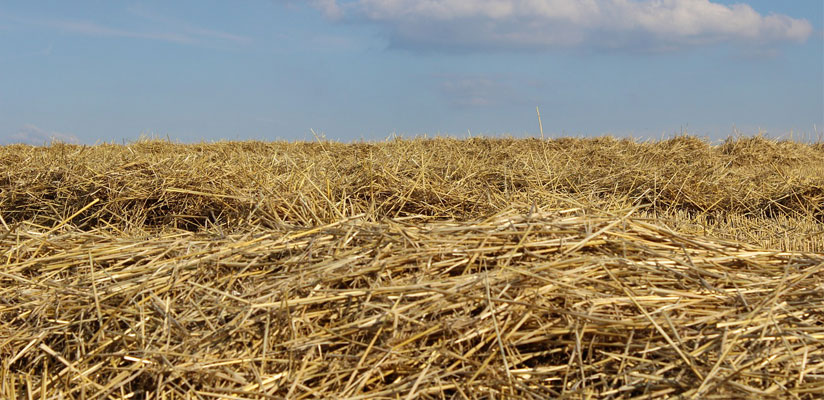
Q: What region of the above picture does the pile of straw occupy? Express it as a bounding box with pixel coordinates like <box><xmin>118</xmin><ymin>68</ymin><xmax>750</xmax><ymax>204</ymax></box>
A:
<box><xmin>1</xmin><ymin>136</ymin><xmax>822</xmax><ymax>250</ymax></box>
<box><xmin>2</xmin><ymin>206</ymin><xmax>822</xmax><ymax>398</ymax></box>
<box><xmin>1</xmin><ymin>136</ymin><xmax>823</xmax><ymax>398</ymax></box>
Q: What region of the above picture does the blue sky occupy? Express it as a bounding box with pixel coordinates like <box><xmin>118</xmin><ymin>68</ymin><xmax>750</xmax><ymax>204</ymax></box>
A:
<box><xmin>0</xmin><ymin>0</ymin><xmax>822</xmax><ymax>144</ymax></box>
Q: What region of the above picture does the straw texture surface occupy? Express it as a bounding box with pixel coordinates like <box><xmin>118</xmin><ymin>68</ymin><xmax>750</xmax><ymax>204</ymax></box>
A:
<box><xmin>1</xmin><ymin>137</ymin><xmax>822</xmax><ymax>399</ymax></box>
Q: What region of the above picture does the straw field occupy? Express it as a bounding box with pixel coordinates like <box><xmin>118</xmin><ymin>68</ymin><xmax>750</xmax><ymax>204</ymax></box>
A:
<box><xmin>1</xmin><ymin>136</ymin><xmax>823</xmax><ymax>399</ymax></box>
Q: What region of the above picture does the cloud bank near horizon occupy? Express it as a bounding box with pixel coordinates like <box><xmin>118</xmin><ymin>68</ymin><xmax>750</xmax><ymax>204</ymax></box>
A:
<box><xmin>3</xmin><ymin>124</ymin><xmax>79</xmax><ymax>145</ymax></box>
<box><xmin>310</xmin><ymin>0</ymin><xmax>814</xmax><ymax>52</ymax></box>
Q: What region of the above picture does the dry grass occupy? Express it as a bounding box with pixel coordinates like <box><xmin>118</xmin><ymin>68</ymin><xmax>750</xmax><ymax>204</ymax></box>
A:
<box><xmin>1</xmin><ymin>136</ymin><xmax>823</xmax><ymax>399</ymax></box>
<box><xmin>1</xmin><ymin>135</ymin><xmax>822</xmax><ymax>249</ymax></box>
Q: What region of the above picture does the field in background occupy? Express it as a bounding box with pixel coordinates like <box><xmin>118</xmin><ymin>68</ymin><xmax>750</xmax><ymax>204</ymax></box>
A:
<box><xmin>1</xmin><ymin>136</ymin><xmax>822</xmax><ymax>399</ymax></box>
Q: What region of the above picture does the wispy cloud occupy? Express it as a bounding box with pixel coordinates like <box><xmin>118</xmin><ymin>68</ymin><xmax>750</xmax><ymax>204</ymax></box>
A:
<box><xmin>126</xmin><ymin>5</ymin><xmax>252</xmax><ymax>46</ymax></box>
<box><xmin>39</xmin><ymin>18</ymin><xmax>194</xmax><ymax>44</ymax></box>
<box><xmin>437</xmin><ymin>74</ymin><xmax>536</xmax><ymax>108</ymax></box>
<box><xmin>0</xmin><ymin>42</ymin><xmax>53</xmax><ymax>62</ymax></box>
<box><xmin>7</xmin><ymin>6</ymin><xmax>251</xmax><ymax>47</ymax></box>
<box><xmin>310</xmin><ymin>0</ymin><xmax>813</xmax><ymax>53</ymax></box>
<box><xmin>274</xmin><ymin>0</ymin><xmax>343</xmax><ymax>18</ymax></box>
<box><xmin>309</xmin><ymin>0</ymin><xmax>343</xmax><ymax>19</ymax></box>
<box><xmin>36</xmin><ymin>42</ymin><xmax>53</xmax><ymax>57</ymax></box>
<box><xmin>3</xmin><ymin>124</ymin><xmax>79</xmax><ymax>145</ymax></box>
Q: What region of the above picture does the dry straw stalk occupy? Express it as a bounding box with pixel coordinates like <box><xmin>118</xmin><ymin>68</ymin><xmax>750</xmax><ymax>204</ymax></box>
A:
<box><xmin>1</xmin><ymin>136</ymin><xmax>822</xmax><ymax>399</ymax></box>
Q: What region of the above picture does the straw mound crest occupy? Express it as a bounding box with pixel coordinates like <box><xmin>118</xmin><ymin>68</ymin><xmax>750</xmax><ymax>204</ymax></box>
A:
<box><xmin>1</xmin><ymin>137</ymin><xmax>823</xmax><ymax>247</ymax></box>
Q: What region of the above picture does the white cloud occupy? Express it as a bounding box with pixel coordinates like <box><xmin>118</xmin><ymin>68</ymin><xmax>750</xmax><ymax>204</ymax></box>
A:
<box><xmin>315</xmin><ymin>0</ymin><xmax>813</xmax><ymax>52</ymax></box>
<box><xmin>309</xmin><ymin>0</ymin><xmax>344</xmax><ymax>19</ymax></box>
<box><xmin>3</xmin><ymin>124</ymin><xmax>80</xmax><ymax>145</ymax></box>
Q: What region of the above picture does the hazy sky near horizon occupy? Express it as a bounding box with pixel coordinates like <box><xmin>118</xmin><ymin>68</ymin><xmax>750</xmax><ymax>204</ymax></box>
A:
<box><xmin>1</xmin><ymin>0</ymin><xmax>822</xmax><ymax>144</ymax></box>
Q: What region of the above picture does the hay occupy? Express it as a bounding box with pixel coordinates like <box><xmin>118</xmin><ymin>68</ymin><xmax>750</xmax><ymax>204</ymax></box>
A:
<box><xmin>1</xmin><ymin>136</ymin><xmax>822</xmax><ymax>250</ymax></box>
<box><xmin>1</xmin><ymin>136</ymin><xmax>823</xmax><ymax>399</ymax></box>
<box><xmin>2</xmin><ymin>207</ymin><xmax>823</xmax><ymax>398</ymax></box>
